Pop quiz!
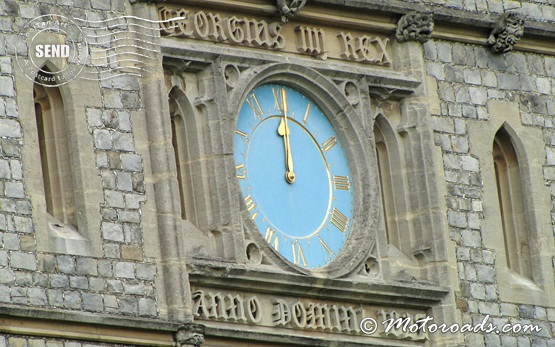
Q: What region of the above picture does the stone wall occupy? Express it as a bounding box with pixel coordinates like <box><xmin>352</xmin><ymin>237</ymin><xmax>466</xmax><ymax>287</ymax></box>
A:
<box><xmin>0</xmin><ymin>335</ymin><xmax>135</xmax><ymax>347</ymax></box>
<box><xmin>331</xmin><ymin>0</ymin><xmax>555</xmax><ymax>23</ymax></box>
<box><xmin>411</xmin><ymin>0</ymin><xmax>555</xmax><ymax>22</ymax></box>
<box><xmin>426</xmin><ymin>39</ymin><xmax>555</xmax><ymax>345</ymax></box>
<box><xmin>0</xmin><ymin>0</ymin><xmax>157</xmax><ymax>319</ymax></box>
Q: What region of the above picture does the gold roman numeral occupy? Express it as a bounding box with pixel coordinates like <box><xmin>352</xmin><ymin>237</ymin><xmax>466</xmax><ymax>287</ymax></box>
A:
<box><xmin>246</xmin><ymin>94</ymin><xmax>264</xmax><ymax>119</ymax></box>
<box><xmin>318</xmin><ymin>235</ymin><xmax>334</xmax><ymax>256</ymax></box>
<box><xmin>333</xmin><ymin>175</ymin><xmax>350</xmax><ymax>191</ymax></box>
<box><xmin>245</xmin><ymin>195</ymin><xmax>256</xmax><ymax>211</ymax></box>
<box><xmin>322</xmin><ymin>136</ymin><xmax>338</xmax><ymax>152</ymax></box>
<box><xmin>265</xmin><ymin>227</ymin><xmax>279</xmax><ymax>251</ymax></box>
<box><xmin>330</xmin><ymin>208</ymin><xmax>349</xmax><ymax>233</ymax></box>
<box><xmin>272</xmin><ymin>88</ymin><xmax>282</xmax><ymax>112</ymax></box>
<box><xmin>235</xmin><ymin>129</ymin><xmax>248</xmax><ymax>138</ymax></box>
<box><xmin>292</xmin><ymin>242</ymin><xmax>307</xmax><ymax>267</ymax></box>
<box><xmin>236</xmin><ymin>163</ymin><xmax>246</xmax><ymax>180</ymax></box>
<box><xmin>303</xmin><ymin>102</ymin><xmax>311</xmax><ymax>125</ymax></box>
<box><xmin>245</xmin><ymin>195</ymin><xmax>258</xmax><ymax>220</ymax></box>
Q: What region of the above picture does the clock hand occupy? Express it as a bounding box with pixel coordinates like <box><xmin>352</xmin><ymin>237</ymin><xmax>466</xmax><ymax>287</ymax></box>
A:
<box><xmin>278</xmin><ymin>119</ymin><xmax>295</xmax><ymax>183</ymax></box>
<box><xmin>277</xmin><ymin>88</ymin><xmax>295</xmax><ymax>183</ymax></box>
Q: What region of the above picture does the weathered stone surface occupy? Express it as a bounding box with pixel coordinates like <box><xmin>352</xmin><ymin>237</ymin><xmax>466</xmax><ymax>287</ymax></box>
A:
<box><xmin>76</xmin><ymin>258</ymin><xmax>98</xmax><ymax>276</ymax></box>
<box><xmin>102</xmin><ymin>222</ymin><xmax>124</xmax><ymax>242</ymax></box>
<box><xmin>136</xmin><ymin>263</ymin><xmax>156</xmax><ymax>281</ymax></box>
<box><xmin>119</xmin><ymin>296</ymin><xmax>138</xmax><ymax>314</ymax></box>
<box><xmin>57</xmin><ymin>255</ymin><xmax>76</xmax><ymax>274</ymax></box>
<box><xmin>139</xmin><ymin>297</ymin><xmax>157</xmax><ymax>316</ymax></box>
<box><xmin>10</xmin><ymin>252</ymin><xmax>36</xmax><ymax>271</ymax></box>
<box><xmin>121</xmin><ymin>154</ymin><xmax>142</xmax><ymax>172</ymax></box>
<box><xmin>0</xmin><ymin>118</ymin><xmax>21</xmax><ymax>138</ymax></box>
<box><xmin>0</xmin><ymin>76</ymin><xmax>14</xmax><ymax>97</ymax></box>
<box><xmin>114</xmin><ymin>262</ymin><xmax>135</xmax><ymax>279</ymax></box>
<box><xmin>82</xmin><ymin>293</ymin><xmax>104</xmax><ymax>312</ymax></box>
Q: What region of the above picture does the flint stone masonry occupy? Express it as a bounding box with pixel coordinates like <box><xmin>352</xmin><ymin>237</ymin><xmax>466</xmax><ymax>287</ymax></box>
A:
<box><xmin>427</xmin><ymin>35</ymin><xmax>555</xmax><ymax>345</ymax></box>
<box><xmin>10</xmin><ymin>253</ymin><xmax>36</xmax><ymax>271</ymax></box>
<box><xmin>0</xmin><ymin>0</ymin><xmax>156</xmax><ymax>323</ymax></box>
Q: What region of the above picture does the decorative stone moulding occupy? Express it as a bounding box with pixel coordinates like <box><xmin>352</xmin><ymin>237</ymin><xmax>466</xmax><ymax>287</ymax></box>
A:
<box><xmin>396</xmin><ymin>11</ymin><xmax>434</xmax><ymax>43</ymax></box>
<box><xmin>176</xmin><ymin>323</ymin><xmax>206</xmax><ymax>347</ymax></box>
<box><xmin>224</xmin><ymin>64</ymin><xmax>241</xmax><ymax>89</ymax></box>
<box><xmin>487</xmin><ymin>12</ymin><xmax>525</xmax><ymax>54</ymax></box>
<box><xmin>341</xmin><ymin>81</ymin><xmax>361</xmax><ymax>106</ymax></box>
<box><xmin>277</xmin><ymin>0</ymin><xmax>308</xmax><ymax>23</ymax></box>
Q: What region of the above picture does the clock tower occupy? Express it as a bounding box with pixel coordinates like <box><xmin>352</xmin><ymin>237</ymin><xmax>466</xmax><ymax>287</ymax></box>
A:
<box><xmin>151</xmin><ymin>2</ymin><xmax>460</xmax><ymax>344</ymax></box>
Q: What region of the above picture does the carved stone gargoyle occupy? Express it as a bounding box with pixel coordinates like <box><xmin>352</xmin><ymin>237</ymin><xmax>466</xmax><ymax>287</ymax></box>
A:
<box><xmin>487</xmin><ymin>12</ymin><xmax>525</xmax><ymax>54</ymax></box>
<box><xmin>176</xmin><ymin>323</ymin><xmax>206</xmax><ymax>347</ymax></box>
<box><xmin>396</xmin><ymin>11</ymin><xmax>434</xmax><ymax>43</ymax></box>
<box><xmin>277</xmin><ymin>0</ymin><xmax>307</xmax><ymax>23</ymax></box>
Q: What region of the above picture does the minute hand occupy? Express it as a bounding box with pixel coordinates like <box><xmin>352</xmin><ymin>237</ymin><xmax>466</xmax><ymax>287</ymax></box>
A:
<box><xmin>277</xmin><ymin>89</ymin><xmax>295</xmax><ymax>183</ymax></box>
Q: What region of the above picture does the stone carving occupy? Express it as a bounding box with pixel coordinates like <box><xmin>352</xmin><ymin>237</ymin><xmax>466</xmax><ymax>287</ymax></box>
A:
<box><xmin>191</xmin><ymin>287</ymin><xmax>430</xmax><ymax>340</ymax></box>
<box><xmin>396</xmin><ymin>11</ymin><xmax>434</xmax><ymax>43</ymax></box>
<box><xmin>176</xmin><ymin>323</ymin><xmax>205</xmax><ymax>347</ymax></box>
<box><xmin>277</xmin><ymin>0</ymin><xmax>307</xmax><ymax>23</ymax></box>
<box><xmin>337</xmin><ymin>32</ymin><xmax>392</xmax><ymax>65</ymax></box>
<box><xmin>342</xmin><ymin>81</ymin><xmax>360</xmax><ymax>106</ymax></box>
<box><xmin>192</xmin><ymin>290</ymin><xmax>262</xmax><ymax>323</ymax></box>
<box><xmin>272</xmin><ymin>299</ymin><xmax>364</xmax><ymax>333</ymax></box>
<box><xmin>223</xmin><ymin>64</ymin><xmax>240</xmax><ymax>88</ymax></box>
<box><xmin>158</xmin><ymin>7</ymin><xmax>286</xmax><ymax>50</ymax></box>
<box><xmin>487</xmin><ymin>12</ymin><xmax>525</xmax><ymax>54</ymax></box>
<box><xmin>296</xmin><ymin>26</ymin><xmax>327</xmax><ymax>59</ymax></box>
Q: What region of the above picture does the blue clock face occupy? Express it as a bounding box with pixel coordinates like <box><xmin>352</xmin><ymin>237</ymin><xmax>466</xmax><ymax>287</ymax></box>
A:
<box><xmin>234</xmin><ymin>83</ymin><xmax>353</xmax><ymax>269</ymax></box>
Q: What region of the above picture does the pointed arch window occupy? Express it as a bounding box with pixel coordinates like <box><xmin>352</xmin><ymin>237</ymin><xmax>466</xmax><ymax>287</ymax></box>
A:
<box><xmin>33</xmin><ymin>72</ymin><xmax>77</xmax><ymax>229</ymax></box>
<box><xmin>169</xmin><ymin>95</ymin><xmax>191</xmax><ymax>220</ymax></box>
<box><xmin>167</xmin><ymin>86</ymin><xmax>210</xmax><ymax>229</ymax></box>
<box><xmin>374</xmin><ymin>119</ymin><xmax>398</xmax><ymax>248</ymax></box>
<box><xmin>493</xmin><ymin>126</ymin><xmax>531</xmax><ymax>279</ymax></box>
<box><xmin>373</xmin><ymin>115</ymin><xmax>412</xmax><ymax>257</ymax></box>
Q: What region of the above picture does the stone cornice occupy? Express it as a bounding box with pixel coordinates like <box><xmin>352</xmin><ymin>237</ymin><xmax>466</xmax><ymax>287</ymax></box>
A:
<box><xmin>0</xmin><ymin>305</ymin><xmax>192</xmax><ymax>346</ymax></box>
<box><xmin>187</xmin><ymin>261</ymin><xmax>449</xmax><ymax>309</ymax></box>
<box><xmin>154</xmin><ymin>0</ymin><xmax>555</xmax><ymax>55</ymax></box>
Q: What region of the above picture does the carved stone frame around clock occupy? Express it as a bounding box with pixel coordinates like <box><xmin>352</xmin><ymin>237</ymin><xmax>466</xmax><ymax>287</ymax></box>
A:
<box><xmin>228</xmin><ymin>63</ymin><xmax>380</xmax><ymax>278</ymax></box>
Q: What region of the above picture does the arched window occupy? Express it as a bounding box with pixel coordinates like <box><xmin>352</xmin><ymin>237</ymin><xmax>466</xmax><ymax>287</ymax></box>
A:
<box><xmin>374</xmin><ymin>119</ymin><xmax>397</xmax><ymax>248</ymax></box>
<box><xmin>33</xmin><ymin>72</ymin><xmax>77</xmax><ymax>229</ymax></box>
<box><xmin>373</xmin><ymin>115</ymin><xmax>412</xmax><ymax>257</ymax></box>
<box><xmin>167</xmin><ymin>87</ymin><xmax>207</xmax><ymax>228</ymax></box>
<box><xmin>169</xmin><ymin>95</ymin><xmax>189</xmax><ymax>220</ymax></box>
<box><xmin>493</xmin><ymin>126</ymin><xmax>531</xmax><ymax>279</ymax></box>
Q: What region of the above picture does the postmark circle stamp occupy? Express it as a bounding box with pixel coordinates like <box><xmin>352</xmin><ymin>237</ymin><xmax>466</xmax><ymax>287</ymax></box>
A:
<box><xmin>16</xmin><ymin>14</ymin><xmax>88</xmax><ymax>87</ymax></box>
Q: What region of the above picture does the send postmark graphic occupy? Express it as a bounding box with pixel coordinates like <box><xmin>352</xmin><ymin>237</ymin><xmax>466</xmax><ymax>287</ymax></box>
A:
<box><xmin>16</xmin><ymin>14</ymin><xmax>88</xmax><ymax>86</ymax></box>
<box><xmin>15</xmin><ymin>14</ymin><xmax>182</xmax><ymax>87</ymax></box>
